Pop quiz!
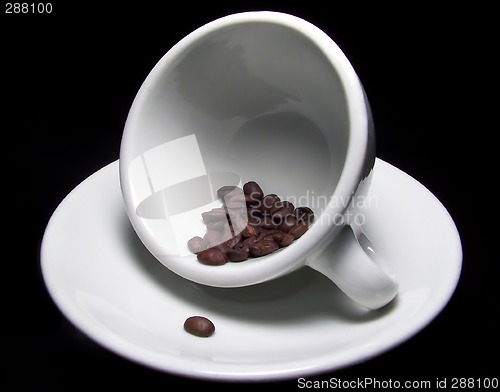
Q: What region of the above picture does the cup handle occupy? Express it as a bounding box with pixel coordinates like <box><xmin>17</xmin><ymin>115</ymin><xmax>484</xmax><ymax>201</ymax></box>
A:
<box><xmin>306</xmin><ymin>225</ymin><xmax>398</xmax><ymax>310</ymax></box>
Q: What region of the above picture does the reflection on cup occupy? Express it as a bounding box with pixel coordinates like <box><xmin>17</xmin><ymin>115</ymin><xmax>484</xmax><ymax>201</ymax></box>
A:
<box><xmin>127</xmin><ymin>134</ymin><xmax>244</xmax><ymax>256</ymax></box>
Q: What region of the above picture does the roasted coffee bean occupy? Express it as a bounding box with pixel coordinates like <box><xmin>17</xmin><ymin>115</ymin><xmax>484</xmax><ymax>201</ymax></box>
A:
<box><xmin>243</xmin><ymin>181</ymin><xmax>263</xmax><ymax>197</ymax></box>
<box><xmin>226</xmin><ymin>233</ymin><xmax>243</xmax><ymax>248</ymax></box>
<box><xmin>266</xmin><ymin>231</ymin><xmax>294</xmax><ymax>247</ymax></box>
<box><xmin>184</xmin><ymin>316</ymin><xmax>215</xmax><ymax>337</ymax></box>
<box><xmin>269</xmin><ymin>200</ymin><xmax>292</xmax><ymax>215</ymax></box>
<box><xmin>247</xmin><ymin>216</ymin><xmax>262</xmax><ymax>229</ymax></box>
<box><xmin>187</xmin><ymin>236</ymin><xmax>205</xmax><ymax>253</ymax></box>
<box><xmin>247</xmin><ymin>206</ymin><xmax>262</xmax><ymax>221</ymax></box>
<box><xmin>243</xmin><ymin>181</ymin><xmax>264</xmax><ymax>202</ymax></box>
<box><xmin>197</xmin><ymin>248</ymin><xmax>228</xmax><ymax>265</ymax></box>
<box><xmin>260</xmin><ymin>194</ymin><xmax>281</xmax><ymax>214</ymax></box>
<box><xmin>226</xmin><ymin>246</ymin><xmax>250</xmax><ymax>262</ymax></box>
<box><xmin>228</xmin><ymin>213</ymin><xmax>248</xmax><ymax>234</ymax></box>
<box><xmin>271</xmin><ymin>201</ymin><xmax>295</xmax><ymax>224</ymax></box>
<box><xmin>255</xmin><ymin>229</ymin><xmax>280</xmax><ymax>240</ymax></box>
<box><xmin>260</xmin><ymin>215</ymin><xmax>278</xmax><ymax>230</ymax></box>
<box><xmin>289</xmin><ymin>221</ymin><xmax>308</xmax><ymax>239</ymax></box>
<box><xmin>278</xmin><ymin>214</ymin><xmax>297</xmax><ymax>232</ymax></box>
<box><xmin>294</xmin><ymin>206</ymin><xmax>315</xmax><ymax>225</ymax></box>
<box><xmin>259</xmin><ymin>230</ymin><xmax>283</xmax><ymax>245</ymax></box>
<box><xmin>202</xmin><ymin>208</ymin><xmax>227</xmax><ymax>223</ymax></box>
<box><xmin>280</xmin><ymin>233</ymin><xmax>294</xmax><ymax>247</ymax></box>
<box><xmin>242</xmin><ymin>235</ymin><xmax>258</xmax><ymax>248</ymax></box>
<box><xmin>283</xmin><ymin>200</ymin><xmax>295</xmax><ymax>213</ymax></box>
<box><xmin>250</xmin><ymin>239</ymin><xmax>280</xmax><ymax>257</ymax></box>
<box><xmin>234</xmin><ymin>241</ymin><xmax>251</xmax><ymax>251</ymax></box>
<box><xmin>224</xmin><ymin>187</ymin><xmax>246</xmax><ymax>206</ymax></box>
<box><xmin>213</xmin><ymin>241</ymin><xmax>231</xmax><ymax>254</ymax></box>
<box><xmin>206</xmin><ymin>220</ymin><xmax>227</xmax><ymax>231</ymax></box>
<box><xmin>271</xmin><ymin>209</ymin><xmax>288</xmax><ymax>224</ymax></box>
<box><xmin>245</xmin><ymin>193</ymin><xmax>260</xmax><ymax>205</ymax></box>
<box><xmin>241</xmin><ymin>224</ymin><xmax>259</xmax><ymax>238</ymax></box>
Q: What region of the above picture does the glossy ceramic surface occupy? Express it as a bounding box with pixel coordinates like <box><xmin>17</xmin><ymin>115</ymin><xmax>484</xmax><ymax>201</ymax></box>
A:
<box><xmin>41</xmin><ymin>159</ymin><xmax>462</xmax><ymax>380</ymax></box>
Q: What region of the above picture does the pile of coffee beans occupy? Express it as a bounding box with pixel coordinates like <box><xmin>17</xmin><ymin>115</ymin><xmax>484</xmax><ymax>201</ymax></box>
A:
<box><xmin>187</xmin><ymin>181</ymin><xmax>314</xmax><ymax>265</ymax></box>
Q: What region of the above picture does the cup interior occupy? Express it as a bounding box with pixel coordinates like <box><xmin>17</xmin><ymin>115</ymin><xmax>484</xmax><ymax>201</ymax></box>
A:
<box><xmin>120</xmin><ymin>12</ymin><xmax>367</xmax><ymax>287</ymax></box>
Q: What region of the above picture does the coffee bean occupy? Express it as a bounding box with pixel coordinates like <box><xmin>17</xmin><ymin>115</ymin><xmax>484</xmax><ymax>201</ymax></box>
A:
<box><xmin>289</xmin><ymin>221</ymin><xmax>308</xmax><ymax>239</ymax></box>
<box><xmin>250</xmin><ymin>239</ymin><xmax>279</xmax><ymax>257</ymax></box>
<box><xmin>206</xmin><ymin>220</ymin><xmax>226</xmax><ymax>231</ymax></box>
<box><xmin>241</xmin><ymin>224</ymin><xmax>259</xmax><ymax>238</ymax></box>
<box><xmin>226</xmin><ymin>233</ymin><xmax>243</xmax><ymax>248</ymax></box>
<box><xmin>267</xmin><ymin>231</ymin><xmax>294</xmax><ymax>247</ymax></box>
<box><xmin>202</xmin><ymin>208</ymin><xmax>227</xmax><ymax>223</ymax></box>
<box><xmin>243</xmin><ymin>181</ymin><xmax>264</xmax><ymax>201</ymax></box>
<box><xmin>259</xmin><ymin>215</ymin><xmax>278</xmax><ymax>230</ymax></box>
<box><xmin>227</xmin><ymin>246</ymin><xmax>249</xmax><ymax>262</ymax></box>
<box><xmin>242</xmin><ymin>235</ymin><xmax>258</xmax><ymax>248</ymax></box>
<box><xmin>260</xmin><ymin>194</ymin><xmax>281</xmax><ymax>214</ymax></box>
<box><xmin>224</xmin><ymin>187</ymin><xmax>246</xmax><ymax>206</ymax></box>
<box><xmin>184</xmin><ymin>316</ymin><xmax>215</xmax><ymax>337</ymax></box>
<box><xmin>294</xmin><ymin>206</ymin><xmax>315</xmax><ymax>225</ymax></box>
<box><xmin>247</xmin><ymin>206</ymin><xmax>262</xmax><ymax>222</ymax></box>
<box><xmin>197</xmin><ymin>248</ymin><xmax>228</xmax><ymax>265</ymax></box>
<box><xmin>245</xmin><ymin>193</ymin><xmax>260</xmax><ymax>205</ymax></box>
<box><xmin>255</xmin><ymin>229</ymin><xmax>280</xmax><ymax>240</ymax></box>
<box><xmin>271</xmin><ymin>201</ymin><xmax>295</xmax><ymax>225</ymax></box>
<box><xmin>213</xmin><ymin>241</ymin><xmax>231</xmax><ymax>254</ymax></box>
<box><xmin>278</xmin><ymin>214</ymin><xmax>297</xmax><ymax>232</ymax></box>
<box><xmin>187</xmin><ymin>236</ymin><xmax>205</xmax><ymax>253</ymax></box>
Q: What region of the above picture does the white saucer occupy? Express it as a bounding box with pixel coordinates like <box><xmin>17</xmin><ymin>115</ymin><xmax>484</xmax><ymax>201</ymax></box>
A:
<box><xmin>40</xmin><ymin>159</ymin><xmax>462</xmax><ymax>381</ymax></box>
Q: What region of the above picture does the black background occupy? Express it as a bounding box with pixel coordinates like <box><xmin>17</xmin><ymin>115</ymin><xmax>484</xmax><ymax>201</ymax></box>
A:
<box><xmin>2</xmin><ymin>1</ymin><xmax>496</xmax><ymax>389</ymax></box>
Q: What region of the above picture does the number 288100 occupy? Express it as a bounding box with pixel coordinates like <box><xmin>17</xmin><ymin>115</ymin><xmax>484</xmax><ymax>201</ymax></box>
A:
<box><xmin>5</xmin><ymin>3</ymin><xmax>53</xmax><ymax>13</ymax></box>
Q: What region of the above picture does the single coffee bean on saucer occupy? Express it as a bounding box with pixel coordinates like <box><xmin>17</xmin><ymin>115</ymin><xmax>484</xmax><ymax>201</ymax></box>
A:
<box><xmin>184</xmin><ymin>316</ymin><xmax>215</xmax><ymax>337</ymax></box>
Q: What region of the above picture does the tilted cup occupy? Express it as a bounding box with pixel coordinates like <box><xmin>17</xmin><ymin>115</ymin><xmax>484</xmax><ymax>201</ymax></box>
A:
<box><xmin>119</xmin><ymin>11</ymin><xmax>398</xmax><ymax>309</ymax></box>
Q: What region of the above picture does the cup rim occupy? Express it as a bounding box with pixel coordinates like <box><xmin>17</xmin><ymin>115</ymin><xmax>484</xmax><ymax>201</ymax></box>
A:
<box><xmin>119</xmin><ymin>11</ymin><xmax>370</xmax><ymax>287</ymax></box>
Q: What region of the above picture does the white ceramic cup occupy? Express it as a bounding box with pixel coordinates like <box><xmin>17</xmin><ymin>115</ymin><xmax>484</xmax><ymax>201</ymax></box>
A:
<box><xmin>119</xmin><ymin>11</ymin><xmax>398</xmax><ymax>309</ymax></box>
